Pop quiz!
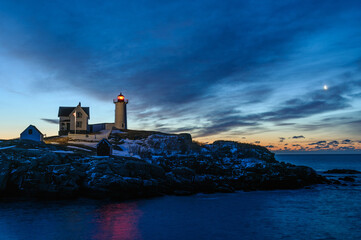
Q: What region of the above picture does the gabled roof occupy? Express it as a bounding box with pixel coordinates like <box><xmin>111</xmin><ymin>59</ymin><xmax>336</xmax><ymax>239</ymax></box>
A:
<box><xmin>96</xmin><ymin>138</ymin><xmax>112</xmax><ymax>147</ymax></box>
<box><xmin>21</xmin><ymin>125</ymin><xmax>43</xmax><ymax>135</ymax></box>
<box><xmin>58</xmin><ymin>107</ymin><xmax>90</xmax><ymax>117</ymax></box>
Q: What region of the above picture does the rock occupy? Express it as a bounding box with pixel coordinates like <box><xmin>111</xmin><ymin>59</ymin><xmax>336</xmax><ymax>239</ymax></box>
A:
<box><xmin>333</xmin><ymin>180</ymin><xmax>341</xmax><ymax>185</ymax></box>
<box><xmin>216</xmin><ymin>185</ymin><xmax>235</xmax><ymax>193</ymax></box>
<box><xmin>149</xmin><ymin>164</ymin><xmax>166</xmax><ymax>179</ymax></box>
<box><xmin>0</xmin><ymin>154</ymin><xmax>12</xmax><ymax>191</ymax></box>
<box><xmin>173</xmin><ymin>190</ymin><xmax>193</xmax><ymax>196</ymax></box>
<box><xmin>324</xmin><ymin>169</ymin><xmax>361</xmax><ymax>174</ymax></box>
<box><xmin>125</xmin><ymin>160</ymin><xmax>165</xmax><ymax>179</ymax></box>
<box><xmin>108</xmin><ymin>161</ymin><xmax>130</xmax><ymax>176</ymax></box>
<box><xmin>172</xmin><ymin>167</ymin><xmax>195</xmax><ymax>180</ymax></box>
<box><xmin>339</xmin><ymin>176</ymin><xmax>356</xmax><ymax>182</ymax></box>
<box><xmin>0</xmin><ymin>133</ymin><xmax>329</xmax><ymax>200</ymax></box>
<box><xmin>38</xmin><ymin>153</ymin><xmax>62</xmax><ymax>166</ymax></box>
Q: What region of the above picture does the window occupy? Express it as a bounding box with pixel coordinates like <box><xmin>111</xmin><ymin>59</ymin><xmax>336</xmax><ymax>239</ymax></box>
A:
<box><xmin>28</xmin><ymin>129</ymin><xmax>33</xmax><ymax>135</ymax></box>
<box><xmin>76</xmin><ymin>121</ymin><xmax>82</xmax><ymax>128</ymax></box>
<box><xmin>77</xmin><ymin>112</ymin><xmax>82</xmax><ymax>118</ymax></box>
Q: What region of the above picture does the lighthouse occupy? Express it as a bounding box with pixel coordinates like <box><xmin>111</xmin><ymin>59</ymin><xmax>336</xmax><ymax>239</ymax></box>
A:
<box><xmin>113</xmin><ymin>93</ymin><xmax>128</xmax><ymax>129</ymax></box>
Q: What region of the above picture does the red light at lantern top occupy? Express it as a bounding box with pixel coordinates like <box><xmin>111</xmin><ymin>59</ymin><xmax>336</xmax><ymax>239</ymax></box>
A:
<box><xmin>114</xmin><ymin>93</ymin><xmax>128</xmax><ymax>103</ymax></box>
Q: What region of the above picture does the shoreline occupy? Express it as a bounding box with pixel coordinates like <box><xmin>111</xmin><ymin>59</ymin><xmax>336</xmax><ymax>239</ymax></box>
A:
<box><xmin>0</xmin><ymin>133</ymin><xmax>333</xmax><ymax>201</ymax></box>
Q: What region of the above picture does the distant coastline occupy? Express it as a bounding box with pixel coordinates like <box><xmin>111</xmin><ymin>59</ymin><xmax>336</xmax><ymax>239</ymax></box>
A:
<box><xmin>275</xmin><ymin>152</ymin><xmax>361</xmax><ymax>155</ymax></box>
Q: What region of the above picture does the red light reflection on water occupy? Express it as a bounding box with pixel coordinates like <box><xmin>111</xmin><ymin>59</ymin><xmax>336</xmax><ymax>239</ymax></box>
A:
<box><xmin>93</xmin><ymin>202</ymin><xmax>143</xmax><ymax>240</ymax></box>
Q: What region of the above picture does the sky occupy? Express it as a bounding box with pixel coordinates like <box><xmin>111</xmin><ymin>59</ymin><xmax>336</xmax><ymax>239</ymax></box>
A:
<box><xmin>0</xmin><ymin>0</ymin><xmax>361</xmax><ymax>152</ymax></box>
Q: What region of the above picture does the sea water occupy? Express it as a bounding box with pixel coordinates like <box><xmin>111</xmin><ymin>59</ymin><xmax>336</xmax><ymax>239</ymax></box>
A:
<box><xmin>0</xmin><ymin>154</ymin><xmax>360</xmax><ymax>240</ymax></box>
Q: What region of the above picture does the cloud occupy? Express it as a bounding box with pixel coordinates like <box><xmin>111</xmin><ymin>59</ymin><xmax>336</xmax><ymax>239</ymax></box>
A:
<box><xmin>255</xmin><ymin>141</ymin><xmax>260</xmax><ymax>144</ymax></box>
<box><xmin>192</xmin><ymin>109</ymin><xmax>260</xmax><ymax>137</ymax></box>
<box><xmin>346</xmin><ymin>120</ymin><xmax>361</xmax><ymax>134</ymax></box>
<box><xmin>0</xmin><ymin>0</ymin><xmax>361</xmax><ymax>141</ymax></box>
<box><xmin>265</xmin><ymin>145</ymin><xmax>275</xmax><ymax>148</ymax></box>
<box><xmin>275</xmin><ymin>123</ymin><xmax>296</xmax><ymax>126</ymax></box>
<box><xmin>328</xmin><ymin>141</ymin><xmax>339</xmax><ymax>147</ymax></box>
<box><xmin>342</xmin><ymin>139</ymin><xmax>352</xmax><ymax>144</ymax></box>
<box><xmin>279</xmin><ymin>137</ymin><xmax>286</xmax><ymax>142</ymax></box>
<box><xmin>41</xmin><ymin>118</ymin><xmax>59</xmax><ymax>124</ymax></box>
<box><xmin>338</xmin><ymin>146</ymin><xmax>356</xmax><ymax>151</ymax></box>
<box><xmin>2</xmin><ymin>1</ymin><xmax>319</xmax><ymax>102</ymax></box>
<box><xmin>292</xmin><ymin>135</ymin><xmax>305</xmax><ymax>139</ymax></box>
<box><xmin>260</xmin><ymin>84</ymin><xmax>352</xmax><ymax>122</ymax></box>
<box><xmin>308</xmin><ymin>141</ymin><xmax>327</xmax><ymax>146</ymax></box>
<box><xmin>307</xmin><ymin>140</ymin><xmax>348</xmax><ymax>150</ymax></box>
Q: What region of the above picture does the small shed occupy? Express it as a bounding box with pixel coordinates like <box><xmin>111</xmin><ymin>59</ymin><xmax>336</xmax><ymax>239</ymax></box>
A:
<box><xmin>20</xmin><ymin>125</ymin><xmax>44</xmax><ymax>142</ymax></box>
<box><xmin>97</xmin><ymin>138</ymin><xmax>113</xmax><ymax>156</ymax></box>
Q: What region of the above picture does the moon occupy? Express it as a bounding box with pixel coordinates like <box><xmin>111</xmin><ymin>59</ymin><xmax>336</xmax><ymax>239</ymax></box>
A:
<box><xmin>323</xmin><ymin>85</ymin><xmax>328</xmax><ymax>90</ymax></box>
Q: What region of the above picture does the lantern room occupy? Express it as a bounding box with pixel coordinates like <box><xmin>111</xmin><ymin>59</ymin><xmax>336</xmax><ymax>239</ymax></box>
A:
<box><xmin>113</xmin><ymin>93</ymin><xmax>128</xmax><ymax>103</ymax></box>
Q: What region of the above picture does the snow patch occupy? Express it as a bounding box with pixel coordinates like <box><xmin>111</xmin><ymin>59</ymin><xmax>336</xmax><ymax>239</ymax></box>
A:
<box><xmin>52</xmin><ymin>150</ymin><xmax>74</xmax><ymax>154</ymax></box>
<box><xmin>112</xmin><ymin>149</ymin><xmax>141</xmax><ymax>159</ymax></box>
<box><xmin>67</xmin><ymin>141</ymin><xmax>98</xmax><ymax>148</ymax></box>
<box><xmin>112</xmin><ymin>130</ymin><xmax>125</xmax><ymax>134</ymax></box>
<box><xmin>230</xmin><ymin>148</ymin><xmax>238</xmax><ymax>153</ymax></box>
<box><xmin>67</xmin><ymin>146</ymin><xmax>92</xmax><ymax>152</ymax></box>
<box><xmin>112</xmin><ymin>149</ymin><xmax>130</xmax><ymax>157</ymax></box>
<box><xmin>240</xmin><ymin>158</ymin><xmax>263</xmax><ymax>168</ymax></box>
<box><xmin>0</xmin><ymin>146</ymin><xmax>15</xmax><ymax>150</ymax></box>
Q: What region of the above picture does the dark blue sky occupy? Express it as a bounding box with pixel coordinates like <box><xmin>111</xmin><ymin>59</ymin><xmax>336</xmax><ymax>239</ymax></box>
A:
<box><xmin>0</xmin><ymin>0</ymin><xmax>360</xmax><ymax>151</ymax></box>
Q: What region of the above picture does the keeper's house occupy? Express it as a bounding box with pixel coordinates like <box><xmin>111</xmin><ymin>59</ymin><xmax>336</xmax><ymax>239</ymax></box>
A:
<box><xmin>58</xmin><ymin>102</ymin><xmax>89</xmax><ymax>135</ymax></box>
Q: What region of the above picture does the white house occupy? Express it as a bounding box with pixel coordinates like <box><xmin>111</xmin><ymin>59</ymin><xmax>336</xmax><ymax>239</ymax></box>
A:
<box><xmin>20</xmin><ymin>125</ymin><xmax>44</xmax><ymax>142</ymax></box>
<box><xmin>58</xmin><ymin>102</ymin><xmax>89</xmax><ymax>135</ymax></box>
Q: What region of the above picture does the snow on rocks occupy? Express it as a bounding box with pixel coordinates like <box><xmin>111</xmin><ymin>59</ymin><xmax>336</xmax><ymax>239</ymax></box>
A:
<box><xmin>112</xmin><ymin>149</ymin><xmax>141</xmax><ymax>159</ymax></box>
<box><xmin>239</xmin><ymin>158</ymin><xmax>264</xmax><ymax>169</ymax></box>
<box><xmin>0</xmin><ymin>146</ymin><xmax>16</xmax><ymax>150</ymax></box>
<box><xmin>67</xmin><ymin>141</ymin><xmax>98</xmax><ymax>148</ymax></box>
<box><xmin>112</xmin><ymin>130</ymin><xmax>125</xmax><ymax>134</ymax></box>
<box><xmin>109</xmin><ymin>133</ymin><xmax>192</xmax><ymax>159</ymax></box>
<box><xmin>52</xmin><ymin>150</ymin><xmax>74</xmax><ymax>154</ymax></box>
<box><xmin>67</xmin><ymin>146</ymin><xmax>92</xmax><ymax>152</ymax></box>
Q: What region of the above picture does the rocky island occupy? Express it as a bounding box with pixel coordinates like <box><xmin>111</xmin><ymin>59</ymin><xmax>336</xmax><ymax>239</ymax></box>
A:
<box><xmin>0</xmin><ymin>130</ymin><xmax>327</xmax><ymax>200</ymax></box>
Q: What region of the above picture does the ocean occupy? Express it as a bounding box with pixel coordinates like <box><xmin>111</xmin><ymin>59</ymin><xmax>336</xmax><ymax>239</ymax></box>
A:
<box><xmin>0</xmin><ymin>154</ymin><xmax>360</xmax><ymax>240</ymax></box>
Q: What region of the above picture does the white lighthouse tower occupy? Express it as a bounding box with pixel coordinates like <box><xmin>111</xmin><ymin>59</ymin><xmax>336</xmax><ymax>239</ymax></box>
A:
<box><xmin>113</xmin><ymin>92</ymin><xmax>128</xmax><ymax>129</ymax></box>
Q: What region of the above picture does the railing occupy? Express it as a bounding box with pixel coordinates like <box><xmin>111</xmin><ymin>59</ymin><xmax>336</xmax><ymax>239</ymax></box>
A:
<box><xmin>113</xmin><ymin>99</ymin><xmax>129</xmax><ymax>103</ymax></box>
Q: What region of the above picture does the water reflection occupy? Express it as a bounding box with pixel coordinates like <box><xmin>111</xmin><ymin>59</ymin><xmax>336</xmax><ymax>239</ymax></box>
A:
<box><xmin>0</xmin><ymin>185</ymin><xmax>361</xmax><ymax>240</ymax></box>
<box><xmin>93</xmin><ymin>202</ymin><xmax>142</xmax><ymax>240</ymax></box>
